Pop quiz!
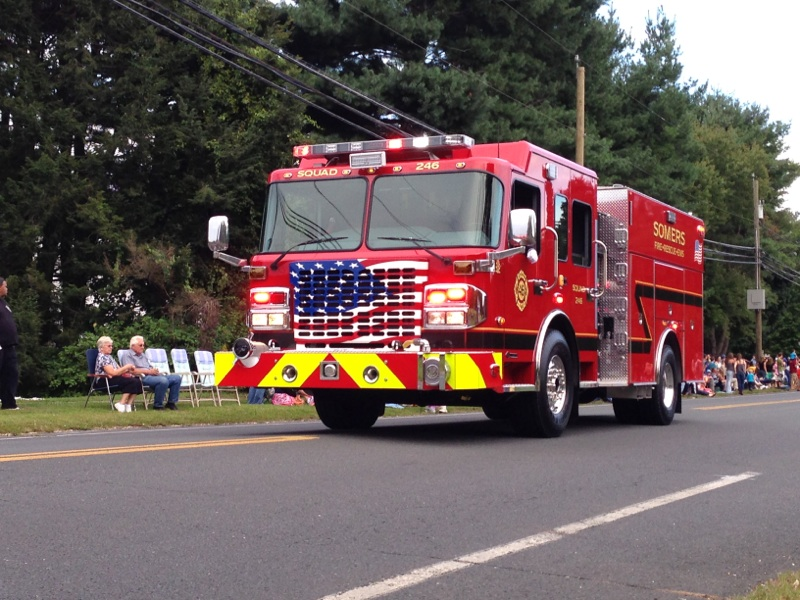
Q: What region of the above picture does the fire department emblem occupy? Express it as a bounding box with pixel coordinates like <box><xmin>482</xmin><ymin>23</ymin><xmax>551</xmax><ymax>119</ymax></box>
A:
<box><xmin>514</xmin><ymin>270</ymin><xmax>528</xmax><ymax>311</ymax></box>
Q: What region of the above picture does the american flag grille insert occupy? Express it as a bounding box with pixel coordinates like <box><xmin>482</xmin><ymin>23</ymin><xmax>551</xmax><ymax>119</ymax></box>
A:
<box><xmin>290</xmin><ymin>260</ymin><xmax>427</xmax><ymax>341</ymax></box>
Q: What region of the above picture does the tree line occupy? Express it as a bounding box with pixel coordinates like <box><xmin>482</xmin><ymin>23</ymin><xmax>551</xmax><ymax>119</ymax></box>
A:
<box><xmin>2</xmin><ymin>0</ymin><xmax>799</xmax><ymax>396</ymax></box>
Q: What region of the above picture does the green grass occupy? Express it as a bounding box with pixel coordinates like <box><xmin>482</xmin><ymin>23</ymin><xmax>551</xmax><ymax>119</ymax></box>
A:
<box><xmin>0</xmin><ymin>396</ymin><xmax>309</xmax><ymax>436</ymax></box>
<box><xmin>0</xmin><ymin>395</ymin><xmax>449</xmax><ymax>436</ymax></box>
<box><xmin>732</xmin><ymin>571</ymin><xmax>800</xmax><ymax>600</ymax></box>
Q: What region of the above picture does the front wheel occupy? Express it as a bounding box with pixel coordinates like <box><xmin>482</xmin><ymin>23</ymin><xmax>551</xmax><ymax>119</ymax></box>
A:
<box><xmin>642</xmin><ymin>346</ymin><xmax>680</xmax><ymax>425</ymax></box>
<box><xmin>314</xmin><ymin>391</ymin><xmax>384</xmax><ymax>430</ymax></box>
<box><xmin>512</xmin><ymin>331</ymin><xmax>574</xmax><ymax>438</ymax></box>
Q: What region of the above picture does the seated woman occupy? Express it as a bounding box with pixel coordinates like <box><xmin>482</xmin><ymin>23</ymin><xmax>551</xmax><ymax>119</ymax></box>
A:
<box><xmin>695</xmin><ymin>375</ymin><xmax>716</xmax><ymax>397</ymax></box>
<box><xmin>95</xmin><ymin>336</ymin><xmax>143</xmax><ymax>413</ymax></box>
<box><xmin>271</xmin><ymin>389</ymin><xmax>314</xmax><ymax>406</ymax></box>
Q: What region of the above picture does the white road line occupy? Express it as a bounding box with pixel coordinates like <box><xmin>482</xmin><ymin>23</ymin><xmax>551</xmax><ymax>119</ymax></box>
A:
<box><xmin>319</xmin><ymin>471</ymin><xmax>759</xmax><ymax>600</ymax></box>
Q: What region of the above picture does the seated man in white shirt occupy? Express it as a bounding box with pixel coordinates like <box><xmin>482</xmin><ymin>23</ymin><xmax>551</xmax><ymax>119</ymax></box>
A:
<box><xmin>122</xmin><ymin>336</ymin><xmax>182</xmax><ymax>410</ymax></box>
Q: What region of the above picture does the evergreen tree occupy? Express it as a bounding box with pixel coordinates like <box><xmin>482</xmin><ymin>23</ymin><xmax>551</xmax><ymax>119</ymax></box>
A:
<box><xmin>1</xmin><ymin>0</ymin><xmax>304</xmax><ymax>394</ymax></box>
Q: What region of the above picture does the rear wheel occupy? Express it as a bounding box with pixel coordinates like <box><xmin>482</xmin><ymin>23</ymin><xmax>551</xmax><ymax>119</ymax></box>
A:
<box><xmin>314</xmin><ymin>391</ymin><xmax>384</xmax><ymax>430</ymax></box>
<box><xmin>512</xmin><ymin>331</ymin><xmax>574</xmax><ymax>438</ymax></box>
<box><xmin>643</xmin><ymin>346</ymin><xmax>680</xmax><ymax>425</ymax></box>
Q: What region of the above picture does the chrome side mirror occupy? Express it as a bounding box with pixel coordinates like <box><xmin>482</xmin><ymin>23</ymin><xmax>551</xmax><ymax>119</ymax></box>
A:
<box><xmin>208</xmin><ymin>216</ymin><xmax>229</xmax><ymax>252</ymax></box>
<box><xmin>510</xmin><ymin>208</ymin><xmax>537</xmax><ymax>247</ymax></box>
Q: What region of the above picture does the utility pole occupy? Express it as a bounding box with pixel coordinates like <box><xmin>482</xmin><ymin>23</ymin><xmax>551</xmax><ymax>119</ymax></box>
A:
<box><xmin>753</xmin><ymin>174</ymin><xmax>763</xmax><ymax>360</ymax></box>
<box><xmin>575</xmin><ymin>55</ymin><xmax>585</xmax><ymax>166</ymax></box>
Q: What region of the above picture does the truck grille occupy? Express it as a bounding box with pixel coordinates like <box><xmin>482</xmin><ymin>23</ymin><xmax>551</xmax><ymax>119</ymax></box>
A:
<box><xmin>290</xmin><ymin>260</ymin><xmax>427</xmax><ymax>344</ymax></box>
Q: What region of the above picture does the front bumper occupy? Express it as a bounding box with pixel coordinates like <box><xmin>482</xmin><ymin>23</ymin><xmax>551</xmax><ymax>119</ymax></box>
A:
<box><xmin>215</xmin><ymin>350</ymin><xmax>503</xmax><ymax>391</ymax></box>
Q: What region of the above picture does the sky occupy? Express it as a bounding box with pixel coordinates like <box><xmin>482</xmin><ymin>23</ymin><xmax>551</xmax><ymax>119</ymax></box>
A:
<box><xmin>606</xmin><ymin>0</ymin><xmax>800</xmax><ymax>213</ymax></box>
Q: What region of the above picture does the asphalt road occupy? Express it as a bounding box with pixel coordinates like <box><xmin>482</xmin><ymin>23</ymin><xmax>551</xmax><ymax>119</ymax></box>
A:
<box><xmin>1</xmin><ymin>391</ymin><xmax>798</xmax><ymax>600</ymax></box>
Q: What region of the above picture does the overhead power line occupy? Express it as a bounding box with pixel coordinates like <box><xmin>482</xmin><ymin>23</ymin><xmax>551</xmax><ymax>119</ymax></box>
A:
<box><xmin>109</xmin><ymin>0</ymin><xmax>445</xmax><ymax>138</ymax></box>
<box><xmin>109</xmin><ymin>0</ymin><xmax>387</xmax><ymax>139</ymax></box>
<box><xmin>147</xmin><ymin>0</ymin><xmax>404</xmax><ymax>136</ymax></box>
<box><xmin>702</xmin><ymin>239</ymin><xmax>800</xmax><ymax>286</ymax></box>
<box><xmin>174</xmin><ymin>0</ymin><xmax>443</xmax><ymax>136</ymax></box>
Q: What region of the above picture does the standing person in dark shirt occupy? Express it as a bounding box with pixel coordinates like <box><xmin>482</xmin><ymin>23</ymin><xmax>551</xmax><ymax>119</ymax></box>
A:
<box><xmin>0</xmin><ymin>277</ymin><xmax>20</xmax><ymax>410</ymax></box>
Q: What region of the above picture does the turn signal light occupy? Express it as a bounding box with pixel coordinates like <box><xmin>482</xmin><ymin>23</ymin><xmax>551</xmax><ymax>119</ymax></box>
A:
<box><xmin>251</xmin><ymin>288</ymin><xmax>287</xmax><ymax>305</ymax></box>
<box><xmin>426</xmin><ymin>286</ymin><xmax>468</xmax><ymax>304</ymax></box>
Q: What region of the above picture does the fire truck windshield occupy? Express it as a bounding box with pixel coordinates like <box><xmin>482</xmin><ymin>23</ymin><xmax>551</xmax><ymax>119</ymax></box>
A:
<box><xmin>261</xmin><ymin>171</ymin><xmax>503</xmax><ymax>254</ymax></box>
<box><xmin>368</xmin><ymin>172</ymin><xmax>503</xmax><ymax>249</ymax></box>
<box><xmin>262</xmin><ymin>178</ymin><xmax>366</xmax><ymax>253</ymax></box>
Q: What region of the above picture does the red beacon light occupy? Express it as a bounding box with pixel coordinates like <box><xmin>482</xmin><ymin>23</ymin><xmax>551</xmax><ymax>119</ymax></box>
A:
<box><xmin>293</xmin><ymin>145</ymin><xmax>311</xmax><ymax>158</ymax></box>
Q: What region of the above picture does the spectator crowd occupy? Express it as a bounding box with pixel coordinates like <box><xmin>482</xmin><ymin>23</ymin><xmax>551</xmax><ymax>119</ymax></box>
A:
<box><xmin>688</xmin><ymin>351</ymin><xmax>800</xmax><ymax>396</ymax></box>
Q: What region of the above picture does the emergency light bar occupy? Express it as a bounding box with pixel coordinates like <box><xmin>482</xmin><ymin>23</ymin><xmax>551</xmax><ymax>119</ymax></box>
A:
<box><xmin>292</xmin><ymin>134</ymin><xmax>475</xmax><ymax>160</ymax></box>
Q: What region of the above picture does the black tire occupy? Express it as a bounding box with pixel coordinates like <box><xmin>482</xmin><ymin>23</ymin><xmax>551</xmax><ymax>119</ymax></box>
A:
<box><xmin>314</xmin><ymin>391</ymin><xmax>384</xmax><ymax>430</ymax></box>
<box><xmin>642</xmin><ymin>345</ymin><xmax>680</xmax><ymax>425</ymax></box>
<box><xmin>512</xmin><ymin>331</ymin><xmax>574</xmax><ymax>438</ymax></box>
<box><xmin>612</xmin><ymin>398</ymin><xmax>640</xmax><ymax>424</ymax></box>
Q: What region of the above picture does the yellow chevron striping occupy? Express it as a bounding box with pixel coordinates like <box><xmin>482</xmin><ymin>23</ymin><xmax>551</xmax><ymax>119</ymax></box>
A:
<box><xmin>215</xmin><ymin>351</ymin><xmax>236</xmax><ymax>385</ymax></box>
<box><xmin>216</xmin><ymin>350</ymin><xmax>503</xmax><ymax>390</ymax></box>
<box><xmin>450</xmin><ymin>354</ymin><xmax>484</xmax><ymax>389</ymax></box>
<box><xmin>263</xmin><ymin>353</ymin><xmax>329</xmax><ymax>386</ymax></box>
<box><xmin>335</xmin><ymin>353</ymin><xmax>407</xmax><ymax>389</ymax></box>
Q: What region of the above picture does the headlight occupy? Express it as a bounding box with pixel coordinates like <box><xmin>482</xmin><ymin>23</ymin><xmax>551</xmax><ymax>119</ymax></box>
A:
<box><xmin>423</xmin><ymin>284</ymin><xmax>485</xmax><ymax>329</ymax></box>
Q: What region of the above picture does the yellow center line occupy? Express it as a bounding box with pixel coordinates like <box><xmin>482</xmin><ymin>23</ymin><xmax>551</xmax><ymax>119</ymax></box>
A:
<box><xmin>0</xmin><ymin>435</ymin><xmax>318</xmax><ymax>462</ymax></box>
<box><xmin>694</xmin><ymin>398</ymin><xmax>800</xmax><ymax>410</ymax></box>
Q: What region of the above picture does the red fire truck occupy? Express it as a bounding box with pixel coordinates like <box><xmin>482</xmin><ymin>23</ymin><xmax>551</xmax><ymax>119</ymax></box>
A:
<box><xmin>208</xmin><ymin>134</ymin><xmax>704</xmax><ymax>436</ymax></box>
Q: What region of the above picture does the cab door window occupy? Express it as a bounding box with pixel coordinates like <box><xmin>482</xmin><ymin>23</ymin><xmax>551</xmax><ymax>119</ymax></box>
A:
<box><xmin>511</xmin><ymin>181</ymin><xmax>541</xmax><ymax>253</ymax></box>
<box><xmin>555</xmin><ymin>194</ymin><xmax>568</xmax><ymax>261</ymax></box>
<box><xmin>571</xmin><ymin>200</ymin><xmax>592</xmax><ymax>267</ymax></box>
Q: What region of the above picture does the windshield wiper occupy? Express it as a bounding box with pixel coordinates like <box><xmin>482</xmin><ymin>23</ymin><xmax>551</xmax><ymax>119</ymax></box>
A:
<box><xmin>377</xmin><ymin>236</ymin><xmax>452</xmax><ymax>265</ymax></box>
<box><xmin>270</xmin><ymin>236</ymin><xmax>348</xmax><ymax>270</ymax></box>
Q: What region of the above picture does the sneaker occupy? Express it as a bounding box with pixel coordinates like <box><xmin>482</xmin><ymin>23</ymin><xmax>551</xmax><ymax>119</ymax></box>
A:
<box><xmin>114</xmin><ymin>402</ymin><xmax>126</xmax><ymax>413</ymax></box>
<box><xmin>153</xmin><ymin>406</ymin><xmax>165</xmax><ymax>410</ymax></box>
<box><xmin>125</xmin><ymin>405</ymin><xmax>132</xmax><ymax>412</ymax></box>
<box><xmin>437</xmin><ymin>406</ymin><xmax>448</xmax><ymax>413</ymax></box>
<box><xmin>1</xmin><ymin>406</ymin><xmax>20</xmax><ymax>410</ymax></box>
<box><xmin>165</xmin><ymin>403</ymin><xmax>178</xmax><ymax>410</ymax></box>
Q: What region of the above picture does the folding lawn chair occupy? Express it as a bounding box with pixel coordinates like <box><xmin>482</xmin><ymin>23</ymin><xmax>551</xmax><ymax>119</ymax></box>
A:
<box><xmin>84</xmin><ymin>348</ymin><xmax>121</xmax><ymax>409</ymax></box>
<box><xmin>194</xmin><ymin>350</ymin><xmax>241</xmax><ymax>405</ymax></box>
<box><xmin>169</xmin><ymin>348</ymin><xmax>198</xmax><ymax>407</ymax></box>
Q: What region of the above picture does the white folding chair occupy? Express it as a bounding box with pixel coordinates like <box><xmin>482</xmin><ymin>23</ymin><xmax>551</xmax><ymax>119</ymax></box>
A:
<box><xmin>200</xmin><ymin>351</ymin><xmax>241</xmax><ymax>405</ymax></box>
<box><xmin>145</xmin><ymin>348</ymin><xmax>170</xmax><ymax>375</ymax></box>
<box><xmin>192</xmin><ymin>350</ymin><xmax>221</xmax><ymax>406</ymax></box>
<box><xmin>169</xmin><ymin>348</ymin><xmax>198</xmax><ymax>407</ymax></box>
<box><xmin>146</xmin><ymin>347</ymin><xmax>194</xmax><ymax>407</ymax></box>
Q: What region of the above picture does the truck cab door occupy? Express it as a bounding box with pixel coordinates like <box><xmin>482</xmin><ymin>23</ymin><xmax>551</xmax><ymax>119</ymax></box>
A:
<box><xmin>553</xmin><ymin>195</ymin><xmax>598</xmax><ymax>376</ymax></box>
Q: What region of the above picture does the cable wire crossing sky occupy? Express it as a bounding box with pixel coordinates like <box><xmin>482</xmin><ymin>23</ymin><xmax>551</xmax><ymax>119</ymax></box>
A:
<box><xmin>608</xmin><ymin>0</ymin><xmax>800</xmax><ymax>213</ymax></box>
